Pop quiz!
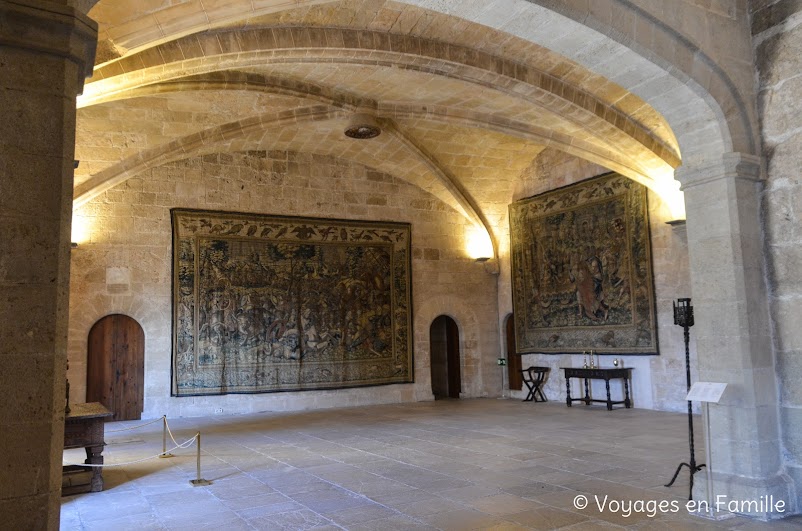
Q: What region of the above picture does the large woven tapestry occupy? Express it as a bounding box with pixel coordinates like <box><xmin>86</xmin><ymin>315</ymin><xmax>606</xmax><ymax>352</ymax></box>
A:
<box><xmin>509</xmin><ymin>173</ymin><xmax>658</xmax><ymax>354</ymax></box>
<box><xmin>171</xmin><ymin>209</ymin><xmax>413</xmax><ymax>396</ymax></box>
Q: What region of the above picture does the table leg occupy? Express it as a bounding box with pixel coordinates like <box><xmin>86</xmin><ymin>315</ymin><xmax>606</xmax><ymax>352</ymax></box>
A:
<box><xmin>583</xmin><ymin>378</ymin><xmax>590</xmax><ymax>405</ymax></box>
<box><xmin>566</xmin><ymin>378</ymin><xmax>572</xmax><ymax>407</ymax></box>
<box><xmin>605</xmin><ymin>378</ymin><xmax>612</xmax><ymax>410</ymax></box>
<box><xmin>624</xmin><ymin>376</ymin><xmax>632</xmax><ymax>408</ymax></box>
<box><xmin>85</xmin><ymin>445</ymin><xmax>104</xmax><ymax>492</ymax></box>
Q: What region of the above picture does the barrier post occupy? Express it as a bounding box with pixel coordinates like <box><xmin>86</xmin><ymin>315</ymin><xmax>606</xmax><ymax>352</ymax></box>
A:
<box><xmin>159</xmin><ymin>416</ymin><xmax>174</xmax><ymax>458</ymax></box>
<box><xmin>189</xmin><ymin>432</ymin><xmax>211</xmax><ymax>486</ymax></box>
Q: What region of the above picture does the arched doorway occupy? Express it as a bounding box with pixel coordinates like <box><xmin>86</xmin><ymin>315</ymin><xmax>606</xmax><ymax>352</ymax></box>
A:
<box><xmin>87</xmin><ymin>314</ymin><xmax>145</xmax><ymax>421</ymax></box>
<box><xmin>505</xmin><ymin>314</ymin><xmax>522</xmax><ymax>391</ymax></box>
<box><xmin>430</xmin><ymin>315</ymin><xmax>461</xmax><ymax>399</ymax></box>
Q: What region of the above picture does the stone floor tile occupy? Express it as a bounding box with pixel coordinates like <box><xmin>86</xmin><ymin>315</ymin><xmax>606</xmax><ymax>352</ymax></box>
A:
<box><xmin>236</xmin><ymin>500</ymin><xmax>306</xmax><ymax>520</ymax></box>
<box><xmin>219</xmin><ymin>491</ymin><xmax>292</xmax><ymax>511</ymax></box>
<box><xmin>144</xmin><ymin>488</ymin><xmax>219</xmax><ymax>509</ymax></box>
<box><xmin>506</xmin><ymin>506</ymin><xmax>589</xmax><ymax>529</ymax></box>
<box><xmin>468</xmin><ymin>493</ymin><xmax>543</xmax><ymax>516</ymax></box>
<box><xmin>396</xmin><ymin>496</ymin><xmax>466</xmax><ymax>517</ymax></box>
<box><xmin>325</xmin><ymin>503</ymin><xmax>398</xmax><ymax>525</ymax></box>
<box><xmin>290</xmin><ymin>488</ymin><xmax>374</xmax><ymax>513</ymax></box>
<box><xmin>348</xmin><ymin>515</ymin><xmax>438</xmax><ymax>530</ymax></box>
<box><xmin>628</xmin><ymin>517</ymin><xmax>729</xmax><ymax>530</ymax></box>
<box><xmin>60</xmin><ymin>400</ymin><xmax>797</xmax><ymax>530</ymax></box>
<box><xmin>342</xmin><ymin>478</ymin><xmax>413</xmax><ymax>497</ymax></box>
<box><xmin>502</xmin><ymin>481</ymin><xmax>568</xmax><ymax>499</ymax></box>
<box><xmin>529</xmin><ymin>488</ymin><xmax>593</xmax><ymax>509</ymax></box>
<box><xmin>58</xmin><ymin>511</ymin><xmax>84</xmax><ymax>531</ymax></box>
<box><xmin>532</xmin><ymin>470</ymin><xmax>592</xmax><ymax>487</ymax></box>
<box><xmin>478</xmin><ymin>522</ymin><xmax>532</xmax><ymax>531</ymax></box>
<box><xmin>417</xmin><ymin>477</ymin><xmax>475</xmax><ymax>492</ymax></box>
<box><xmin>439</xmin><ymin>485</ymin><xmax>504</xmax><ymax>502</ymax></box>
<box><xmin>82</xmin><ymin>512</ymin><xmax>166</xmax><ymax>530</ymax></box>
<box><xmin>728</xmin><ymin>516</ymin><xmax>802</xmax><ymax>530</ymax></box>
<box><xmin>367</xmin><ymin>487</ymin><xmax>434</xmax><ymax>507</ymax></box>
<box><xmin>164</xmin><ymin>511</ymin><xmax>253</xmax><ymax>531</ymax></box>
<box><xmin>419</xmin><ymin>507</ymin><xmax>504</xmax><ymax>530</ymax></box>
<box><xmin>247</xmin><ymin>508</ymin><xmax>332</xmax><ymax>530</ymax></box>
<box><xmin>560</xmin><ymin>519</ymin><xmax>626</xmax><ymax>529</ymax></box>
<box><xmin>78</xmin><ymin>497</ymin><xmax>152</xmax><ymax>522</ymax></box>
<box><xmin>207</xmin><ymin>482</ymin><xmax>278</xmax><ymax>501</ymax></box>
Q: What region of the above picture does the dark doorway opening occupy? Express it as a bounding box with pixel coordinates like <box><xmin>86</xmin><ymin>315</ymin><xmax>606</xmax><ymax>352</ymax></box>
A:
<box><xmin>87</xmin><ymin>314</ymin><xmax>145</xmax><ymax>421</ymax></box>
<box><xmin>430</xmin><ymin>315</ymin><xmax>461</xmax><ymax>399</ymax></box>
<box><xmin>506</xmin><ymin>314</ymin><xmax>522</xmax><ymax>391</ymax></box>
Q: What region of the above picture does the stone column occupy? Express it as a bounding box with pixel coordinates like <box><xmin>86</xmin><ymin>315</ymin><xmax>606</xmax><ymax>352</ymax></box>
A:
<box><xmin>0</xmin><ymin>1</ymin><xmax>96</xmax><ymax>528</ymax></box>
<box><xmin>676</xmin><ymin>152</ymin><xmax>793</xmax><ymax>518</ymax></box>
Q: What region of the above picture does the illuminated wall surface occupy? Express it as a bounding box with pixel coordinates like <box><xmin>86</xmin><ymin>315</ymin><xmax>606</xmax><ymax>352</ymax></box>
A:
<box><xmin>4</xmin><ymin>0</ymin><xmax>802</xmax><ymax>524</ymax></box>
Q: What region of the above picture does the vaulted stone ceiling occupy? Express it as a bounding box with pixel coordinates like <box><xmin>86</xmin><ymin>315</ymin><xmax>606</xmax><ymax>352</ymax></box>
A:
<box><xmin>76</xmin><ymin>0</ymin><xmax>684</xmax><ymax>249</ymax></box>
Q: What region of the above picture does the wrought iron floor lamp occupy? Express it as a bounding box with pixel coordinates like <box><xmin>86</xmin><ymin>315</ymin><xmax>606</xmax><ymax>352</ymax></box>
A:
<box><xmin>664</xmin><ymin>297</ymin><xmax>705</xmax><ymax>500</ymax></box>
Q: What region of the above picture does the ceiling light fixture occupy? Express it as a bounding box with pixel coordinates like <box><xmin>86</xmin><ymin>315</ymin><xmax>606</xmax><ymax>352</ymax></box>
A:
<box><xmin>344</xmin><ymin>113</ymin><xmax>381</xmax><ymax>139</ymax></box>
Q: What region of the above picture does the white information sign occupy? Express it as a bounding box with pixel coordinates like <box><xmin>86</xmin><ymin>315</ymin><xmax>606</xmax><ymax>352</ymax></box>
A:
<box><xmin>686</xmin><ymin>382</ymin><xmax>727</xmax><ymax>403</ymax></box>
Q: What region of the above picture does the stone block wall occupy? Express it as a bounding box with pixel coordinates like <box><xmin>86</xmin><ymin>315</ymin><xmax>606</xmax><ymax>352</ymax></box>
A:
<box><xmin>753</xmin><ymin>0</ymin><xmax>802</xmax><ymax>498</ymax></box>
<box><xmin>68</xmin><ymin>146</ymin><xmax>697</xmax><ymax>417</ymax></box>
<box><xmin>67</xmin><ymin>151</ymin><xmax>499</xmax><ymax>418</ymax></box>
<box><xmin>499</xmin><ymin>149</ymin><xmax>696</xmax><ymax>412</ymax></box>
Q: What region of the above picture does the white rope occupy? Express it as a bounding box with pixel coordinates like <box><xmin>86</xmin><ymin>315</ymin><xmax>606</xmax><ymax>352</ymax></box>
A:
<box><xmin>63</xmin><ymin>434</ymin><xmax>198</xmax><ymax>468</ymax></box>
<box><xmin>165</xmin><ymin>417</ymin><xmax>181</xmax><ymax>447</ymax></box>
<box><xmin>158</xmin><ymin>417</ymin><xmax>210</xmax><ymax>457</ymax></box>
<box><xmin>104</xmin><ymin>416</ymin><xmax>166</xmax><ymax>433</ymax></box>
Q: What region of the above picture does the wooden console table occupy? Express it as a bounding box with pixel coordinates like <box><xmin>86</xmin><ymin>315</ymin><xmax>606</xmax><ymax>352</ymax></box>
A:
<box><xmin>63</xmin><ymin>402</ymin><xmax>112</xmax><ymax>495</ymax></box>
<box><xmin>563</xmin><ymin>367</ymin><xmax>633</xmax><ymax>410</ymax></box>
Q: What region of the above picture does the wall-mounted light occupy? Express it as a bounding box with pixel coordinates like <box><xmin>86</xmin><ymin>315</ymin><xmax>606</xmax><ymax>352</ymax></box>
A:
<box><xmin>466</xmin><ymin>227</ymin><xmax>494</xmax><ymax>262</ymax></box>
<box><xmin>665</xmin><ymin>219</ymin><xmax>686</xmax><ymax>227</ymax></box>
<box><xmin>71</xmin><ymin>213</ymin><xmax>90</xmax><ymax>246</ymax></box>
<box><xmin>71</xmin><ymin>160</ymin><xmax>81</xmax><ymax>250</ymax></box>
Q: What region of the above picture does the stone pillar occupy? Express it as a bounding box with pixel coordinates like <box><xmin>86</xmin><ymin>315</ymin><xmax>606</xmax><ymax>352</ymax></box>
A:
<box><xmin>0</xmin><ymin>2</ymin><xmax>96</xmax><ymax>528</ymax></box>
<box><xmin>752</xmin><ymin>0</ymin><xmax>802</xmax><ymax>507</ymax></box>
<box><xmin>676</xmin><ymin>152</ymin><xmax>793</xmax><ymax>518</ymax></box>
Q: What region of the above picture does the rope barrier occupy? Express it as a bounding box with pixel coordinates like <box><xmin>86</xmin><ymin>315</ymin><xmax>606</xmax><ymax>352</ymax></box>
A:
<box><xmin>165</xmin><ymin>418</ymin><xmax>181</xmax><ymax>447</ymax></box>
<box><xmin>162</xmin><ymin>418</ymin><xmax>213</xmax><ymax>457</ymax></box>
<box><xmin>104</xmin><ymin>416</ymin><xmax>166</xmax><ymax>433</ymax></box>
<box><xmin>63</xmin><ymin>414</ymin><xmax>212</xmax><ymax>486</ymax></box>
<box><xmin>63</xmin><ymin>434</ymin><xmax>198</xmax><ymax>468</ymax></box>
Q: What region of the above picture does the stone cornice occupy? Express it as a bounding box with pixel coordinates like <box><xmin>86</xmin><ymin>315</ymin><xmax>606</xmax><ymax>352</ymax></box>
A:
<box><xmin>675</xmin><ymin>152</ymin><xmax>762</xmax><ymax>190</ymax></box>
<box><xmin>0</xmin><ymin>0</ymin><xmax>98</xmax><ymax>93</ymax></box>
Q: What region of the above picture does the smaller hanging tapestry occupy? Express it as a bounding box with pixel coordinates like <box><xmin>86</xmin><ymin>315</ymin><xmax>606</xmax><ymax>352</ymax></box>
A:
<box><xmin>509</xmin><ymin>173</ymin><xmax>658</xmax><ymax>354</ymax></box>
<box><xmin>171</xmin><ymin>209</ymin><xmax>413</xmax><ymax>396</ymax></box>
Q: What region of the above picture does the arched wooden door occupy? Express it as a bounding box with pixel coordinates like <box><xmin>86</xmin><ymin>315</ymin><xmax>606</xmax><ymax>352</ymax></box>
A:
<box><xmin>430</xmin><ymin>315</ymin><xmax>461</xmax><ymax>399</ymax></box>
<box><xmin>506</xmin><ymin>315</ymin><xmax>522</xmax><ymax>391</ymax></box>
<box><xmin>87</xmin><ymin>314</ymin><xmax>145</xmax><ymax>421</ymax></box>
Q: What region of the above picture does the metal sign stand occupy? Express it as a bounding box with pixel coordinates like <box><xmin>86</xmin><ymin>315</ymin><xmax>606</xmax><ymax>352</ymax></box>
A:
<box><xmin>686</xmin><ymin>381</ymin><xmax>729</xmax><ymax>520</ymax></box>
<box><xmin>497</xmin><ymin>357</ymin><xmax>507</xmax><ymax>399</ymax></box>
